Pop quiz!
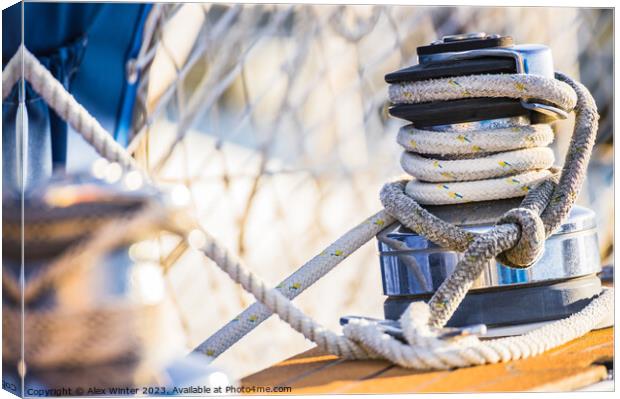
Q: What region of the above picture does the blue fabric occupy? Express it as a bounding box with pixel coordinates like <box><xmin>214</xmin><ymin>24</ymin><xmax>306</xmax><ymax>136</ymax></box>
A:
<box><xmin>40</xmin><ymin>36</ymin><xmax>89</xmax><ymax>169</ymax></box>
<box><xmin>70</xmin><ymin>3</ymin><xmax>151</xmax><ymax>142</ymax></box>
<box><xmin>114</xmin><ymin>4</ymin><xmax>153</xmax><ymax>146</ymax></box>
<box><xmin>2</xmin><ymin>3</ymin><xmax>102</xmax><ymax>59</ymax></box>
<box><xmin>2</xmin><ymin>2</ymin><xmax>150</xmax><ymax>187</ymax></box>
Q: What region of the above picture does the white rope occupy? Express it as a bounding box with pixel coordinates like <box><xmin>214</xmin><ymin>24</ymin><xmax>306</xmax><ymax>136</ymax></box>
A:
<box><xmin>388</xmin><ymin>74</ymin><xmax>577</xmax><ymax>110</ymax></box>
<box><xmin>194</xmin><ymin>210</ymin><xmax>394</xmax><ymax>358</ymax></box>
<box><xmin>3</xmin><ymin>46</ymin><xmax>612</xmax><ymax>372</ymax></box>
<box><xmin>401</xmin><ymin>148</ymin><xmax>554</xmax><ymax>182</ymax></box>
<box><xmin>342</xmin><ymin>290</ymin><xmax>613</xmax><ymax>369</ymax></box>
<box><xmin>405</xmin><ymin>169</ymin><xmax>554</xmax><ymax>205</ymax></box>
<box><xmin>396</xmin><ymin>124</ymin><xmax>555</xmax><ymax>155</ymax></box>
<box><xmin>186</xmin><ymin>219</ymin><xmax>614</xmax><ymax>369</ymax></box>
<box><xmin>389</xmin><ymin>74</ymin><xmax>577</xmax><ymax>205</ymax></box>
<box><xmin>191</xmin><ymin>228</ymin><xmax>373</xmax><ymax>360</ymax></box>
<box><xmin>2</xmin><ymin>46</ymin><xmax>141</xmax><ymax>171</ymax></box>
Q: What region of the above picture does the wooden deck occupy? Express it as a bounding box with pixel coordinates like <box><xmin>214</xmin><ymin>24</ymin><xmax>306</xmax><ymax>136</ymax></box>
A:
<box><xmin>241</xmin><ymin>327</ymin><xmax>613</xmax><ymax>393</ymax></box>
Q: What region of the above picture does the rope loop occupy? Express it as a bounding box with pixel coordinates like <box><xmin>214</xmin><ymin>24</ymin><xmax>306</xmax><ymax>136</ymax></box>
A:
<box><xmin>400</xmin><ymin>302</ymin><xmax>436</xmax><ymax>347</ymax></box>
<box><xmin>495</xmin><ymin>207</ymin><xmax>546</xmax><ymax>268</ymax></box>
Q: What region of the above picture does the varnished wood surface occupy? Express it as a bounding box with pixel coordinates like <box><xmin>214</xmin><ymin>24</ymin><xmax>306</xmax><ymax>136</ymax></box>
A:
<box><xmin>241</xmin><ymin>327</ymin><xmax>613</xmax><ymax>393</ymax></box>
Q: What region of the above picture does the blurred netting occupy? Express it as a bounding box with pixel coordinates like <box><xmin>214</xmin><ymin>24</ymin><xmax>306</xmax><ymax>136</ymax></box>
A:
<box><xmin>124</xmin><ymin>4</ymin><xmax>613</xmax><ymax>378</ymax></box>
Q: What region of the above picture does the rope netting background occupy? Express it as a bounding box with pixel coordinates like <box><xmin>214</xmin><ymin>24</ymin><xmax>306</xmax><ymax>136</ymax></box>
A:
<box><xmin>121</xmin><ymin>4</ymin><xmax>612</xmax><ymax>378</ymax></box>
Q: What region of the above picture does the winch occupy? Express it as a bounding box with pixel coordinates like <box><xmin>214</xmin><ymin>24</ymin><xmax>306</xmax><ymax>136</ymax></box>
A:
<box><xmin>375</xmin><ymin>33</ymin><xmax>602</xmax><ymax>330</ymax></box>
<box><xmin>194</xmin><ymin>31</ymin><xmax>608</xmax><ymax>363</ymax></box>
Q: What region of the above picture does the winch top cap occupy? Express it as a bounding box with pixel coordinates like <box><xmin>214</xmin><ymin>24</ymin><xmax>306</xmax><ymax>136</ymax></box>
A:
<box><xmin>384</xmin><ymin>32</ymin><xmax>560</xmax><ymax>125</ymax></box>
<box><xmin>384</xmin><ymin>32</ymin><xmax>518</xmax><ymax>84</ymax></box>
<box><xmin>417</xmin><ymin>32</ymin><xmax>514</xmax><ymax>56</ymax></box>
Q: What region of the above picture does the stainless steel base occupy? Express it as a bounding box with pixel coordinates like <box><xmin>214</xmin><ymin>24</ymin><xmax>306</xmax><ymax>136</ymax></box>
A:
<box><xmin>383</xmin><ymin>274</ymin><xmax>603</xmax><ymax>327</ymax></box>
<box><xmin>378</xmin><ymin>205</ymin><xmax>601</xmax><ymax>296</ymax></box>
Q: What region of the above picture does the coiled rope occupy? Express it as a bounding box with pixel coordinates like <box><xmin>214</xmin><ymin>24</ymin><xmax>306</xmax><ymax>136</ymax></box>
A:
<box><xmin>391</xmin><ymin>74</ymin><xmax>577</xmax><ymax>205</ymax></box>
<box><xmin>4</xmin><ymin>46</ymin><xmax>612</xmax><ymax>371</ymax></box>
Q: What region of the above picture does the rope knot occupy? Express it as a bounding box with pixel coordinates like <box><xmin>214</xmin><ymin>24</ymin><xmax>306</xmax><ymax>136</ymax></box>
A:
<box><xmin>496</xmin><ymin>207</ymin><xmax>545</xmax><ymax>268</ymax></box>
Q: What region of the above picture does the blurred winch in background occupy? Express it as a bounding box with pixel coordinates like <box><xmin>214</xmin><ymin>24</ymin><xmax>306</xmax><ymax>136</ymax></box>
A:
<box><xmin>1</xmin><ymin>167</ymin><xmax>234</xmax><ymax>395</ymax></box>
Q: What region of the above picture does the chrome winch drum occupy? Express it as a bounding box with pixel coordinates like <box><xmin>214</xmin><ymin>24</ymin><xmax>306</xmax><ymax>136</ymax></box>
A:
<box><xmin>376</xmin><ymin>33</ymin><xmax>603</xmax><ymax>328</ymax></box>
<box><xmin>380</xmin><ymin>202</ymin><xmax>602</xmax><ymax>327</ymax></box>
